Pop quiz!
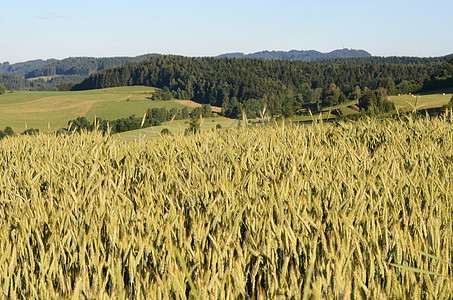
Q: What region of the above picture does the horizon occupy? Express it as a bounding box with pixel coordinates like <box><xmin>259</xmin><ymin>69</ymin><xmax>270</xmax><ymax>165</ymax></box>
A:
<box><xmin>1</xmin><ymin>0</ymin><xmax>452</xmax><ymax>64</ymax></box>
<box><xmin>2</xmin><ymin>48</ymin><xmax>452</xmax><ymax>65</ymax></box>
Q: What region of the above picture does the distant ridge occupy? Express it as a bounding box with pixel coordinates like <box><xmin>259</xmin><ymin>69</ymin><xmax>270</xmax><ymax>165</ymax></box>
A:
<box><xmin>0</xmin><ymin>54</ymin><xmax>160</xmax><ymax>78</ymax></box>
<box><xmin>0</xmin><ymin>54</ymin><xmax>160</xmax><ymax>91</ymax></box>
<box><xmin>216</xmin><ymin>48</ymin><xmax>372</xmax><ymax>61</ymax></box>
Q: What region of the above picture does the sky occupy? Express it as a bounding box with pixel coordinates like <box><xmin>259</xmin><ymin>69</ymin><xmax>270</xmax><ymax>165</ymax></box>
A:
<box><xmin>1</xmin><ymin>0</ymin><xmax>452</xmax><ymax>63</ymax></box>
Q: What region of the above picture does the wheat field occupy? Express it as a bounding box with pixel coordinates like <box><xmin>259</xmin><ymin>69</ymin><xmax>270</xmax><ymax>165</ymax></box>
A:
<box><xmin>0</xmin><ymin>116</ymin><xmax>452</xmax><ymax>299</ymax></box>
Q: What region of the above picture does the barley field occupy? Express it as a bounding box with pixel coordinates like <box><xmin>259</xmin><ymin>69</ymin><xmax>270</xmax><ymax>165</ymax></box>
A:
<box><xmin>0</xmin><ymin>116</ymin><xmax>452</xmax><ymax>298</ymax></box>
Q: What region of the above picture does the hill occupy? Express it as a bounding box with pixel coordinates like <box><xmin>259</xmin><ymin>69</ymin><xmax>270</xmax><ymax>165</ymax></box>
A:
<box><xmin>321</xmin><ymin>54</ymin><xmax>453</xmax><ymax>65</ymax></box>
<box><xmin>72</xmin><ymin>55</ymin><xmax>450</xmax><ymax>118</ymax></box>
<box><xmin>0</xmin><ymin>86</ymin><xmax>192</xmax><ymax>132</ymax></box>
<box><xmin>216</xmin><ymin>48</ymin><xmax>372</xmax><ymax>61</ymax></box>
<box><xmin>0</xmin><ymin>54</ymin><xmax>160</xmax><ymax>91</ymax></box>
<box><xmin>0</xmin><ymin>59</ymin><xmax>58</xmax><ymax>77</ymax></box>
<box><xmin>24</xmin><ymin>54</ymin><xmax>160</xmax><ymax>78</ymax></box>
<box><xmin>0</xmin><ymin>73</ymin><xmax>88</xmax><ymax>91</ymax></box>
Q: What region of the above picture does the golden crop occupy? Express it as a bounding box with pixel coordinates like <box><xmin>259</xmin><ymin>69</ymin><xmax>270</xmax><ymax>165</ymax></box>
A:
<box><xmin>0</xmin><ymin>116</ymin><xmax>452</xmax><ymax>299</ymax></box>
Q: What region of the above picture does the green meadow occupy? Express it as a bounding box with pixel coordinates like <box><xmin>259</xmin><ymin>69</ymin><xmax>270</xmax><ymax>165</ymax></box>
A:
<box><xmin>1</xmin><ymin>85</ymin><xmax>451</xmax><ymax>136</ymax></box>
<box><xmin>0</xmin><ymin>86</ymin><xmax>190</xmax><ymax>133</ymax></box>
<box><xmin>117</xmin><ymin>117</ymin><xmax>239</xmax><ymax>141</ymax></box>
<box><xmin>390</xmin><ymin>88</ymin><xmax>453</xmax><ymax>111</ymax></box>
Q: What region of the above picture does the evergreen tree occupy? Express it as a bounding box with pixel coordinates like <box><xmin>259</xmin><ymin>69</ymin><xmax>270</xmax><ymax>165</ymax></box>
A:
<box><xmin>185</xmin><ymin>117</ymin><xmax>201</xmax><ymax>134</ymax></box>
<box><xmin>181</xmin><ymin>107</ymin><xmax>190</xmax><ymax>119</ymax></box>
<box><xmin>358</xmin><ymin>88</ymin><xmax>378</xmax><ymax>110</ymax></box>
<box><xmin>322</xmin><ymin>83</ymin><xmax>341</xmax><ymax>107</ymax></box>
<box><xmin>350</xmin><ymin>86</ymin><xmax>361</xmax><ymax>101</ymax></box>
<box><xmin>0</xmin><ymin>83</ymin><xmax>6</xmax><ymax>95</ymax></box>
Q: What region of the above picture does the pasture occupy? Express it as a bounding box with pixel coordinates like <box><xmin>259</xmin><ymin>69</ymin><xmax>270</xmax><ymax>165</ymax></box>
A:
<box><xmin>0</xmin><ymin>86</ymin><xmax>192</xmax><ymax>133</ymax></box>
<box><xmin>389</xmin><ymin>88</ymin><xmax>453</xmax><ymax>112</ymax></box>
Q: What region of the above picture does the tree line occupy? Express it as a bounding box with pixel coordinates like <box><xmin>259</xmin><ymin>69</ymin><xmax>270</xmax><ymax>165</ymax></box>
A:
<box><xmin>24</xmin><ymin>54</ymin><xmax>159</xmax><ymax>78</ymax></box>
<box><xmin>321</xmin><ymin>55</ymin><xmax>453</xmax><ymax>65</ymax></box>
<box><xmin>0</xmin><ymin>54</ymin><xmax>160</xmax><ymax>91</ymax></box>
<box><xmin>0</xmin><ymin>126</ymin><xmax>40</xmax><ymax>140</ymax></box>
<box><xmin>217</xmin><ymin>48</ymin><xmax>371</xmax><ymax>61</ymax></box>
<box><xmin>0</xmin><ymin>59</ymin><xmax>57</xmax><ymax>77</ymax></box>
<box><xmin>0</xmin><ymin>73</ymin><xmax>87</xmax><ymax>91</ymax></box>
<box><xmin>72</xmin><ymin>55</ymin><xmax>452</xmax><ymax>117</ymax></box>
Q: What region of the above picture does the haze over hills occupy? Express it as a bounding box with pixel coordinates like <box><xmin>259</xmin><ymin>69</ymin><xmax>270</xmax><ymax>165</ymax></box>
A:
<box><xmin>1</xmin><ymin>50</ymin><xmax>452</xmax><ymax>92</ymax></box>
<box><xmin>0</xmin><ymin>54</ymin><xmax>160</xmax><ymax>91</ymax></box>
<box><xmin>216</xmin><ymin>48</ymin><xmax>372</xmax><ymax>61</ymax></box>
<box><xmin>0</xmin><ymin>54</ymin><xmax>160</xmax><ymax>78</ymax></box>
<box><xmin>0</xmin><ymin>59</ymin><xmax>58</xmax><ymax>78</ymax></box>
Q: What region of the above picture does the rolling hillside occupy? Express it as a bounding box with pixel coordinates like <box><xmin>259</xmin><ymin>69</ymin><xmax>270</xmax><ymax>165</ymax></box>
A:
<box><xmin>216</xmin><ymin>48</ymin><xmax>371</xmax><ymax>60</ymax></box>
<box><xmin>0</xmin><ymin>54</ymin><xmax>160</xmax><ymax>91</ymax></box>
<box><xmin>0</xmin><ymin>86</ymin><xmax>191</xmax><ymax>132</ymax></box>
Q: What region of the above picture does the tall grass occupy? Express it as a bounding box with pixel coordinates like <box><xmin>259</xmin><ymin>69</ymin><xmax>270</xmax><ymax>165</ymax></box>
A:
<box><xmin>0</xmin><ymin>116</ymin><xmax>452</xmax><ymax>298</ymax></box>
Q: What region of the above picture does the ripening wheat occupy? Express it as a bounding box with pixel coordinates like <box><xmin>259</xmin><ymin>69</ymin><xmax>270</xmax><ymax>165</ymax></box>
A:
<box><xmin>0</xmin><ymin>116</ymin><xmax>452</xmax><ymax>299</ymax></box>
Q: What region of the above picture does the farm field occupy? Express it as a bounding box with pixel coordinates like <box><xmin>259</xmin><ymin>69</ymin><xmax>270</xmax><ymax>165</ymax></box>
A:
<box><xmin>289</xmin><ymin>90</ymin><xmax>453</xmax><ymax>125</ymax></box>
<box><xmin>117</xmin><ymin>117</ymin><xmax>238</xmax><ymax>141</ymax></box>
<box><xmin>0</xmin><ymin>116</ymin><xmax>452</xmax><ymax>298</ymax></box>
<box><xmin>390</xmin><ymin>88</ymin><xmax>453</xmax><ymax>111</ymax></box>
<box><xmin>0</xmin><ymin>86</ymin><xmax>194</xmax><ymax>133</ymax></box>
<box><xmin>27</xmin><ymin>75</ymin><xmax>64</xmax><ymax>81</ymax></box>
<box><xmin>290</xmin><ymin>100</ymin><xmax>359</xmax><ymax>124</ymax></box>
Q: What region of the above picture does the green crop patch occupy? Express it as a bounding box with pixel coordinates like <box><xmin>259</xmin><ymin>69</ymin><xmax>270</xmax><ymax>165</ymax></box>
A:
<box><xmin>0</xmin><ymin>86</ymin><xmax>191</xmax><ymax>132</ymax></box>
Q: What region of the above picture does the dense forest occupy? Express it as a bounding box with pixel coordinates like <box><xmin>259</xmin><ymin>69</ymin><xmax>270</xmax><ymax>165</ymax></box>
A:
<box><xmin>0</xmin><ymin>59</ymin><xmax>57</xmax><ymax>77</ymax></box>
<box><xmin>321</xmin><ymin>55</ymin><xmax>453</xmax><ymax>65</ymax></box>
<box><xmin>0</xmin><ymin>54</ymin><xmax>160</xmax><ymax>91</ymax></box>
<box><xmin>0</xmin><ymin>73</ymin><xmax>87</xmax><ymax>91</ymax></box>
<box><xmin>216</xmin><ymin>48</ymin><xmax>371</xmax><ymax>61</ymax></box>
<box><xmin>72</xmin><ymin>55</ymin><xmax>453</xmax><ymax>117</ymax></box>
<box><xmin>24</xmin><ymin>54</ymin><xmax>160</xmax><ymax>78</ymax></box>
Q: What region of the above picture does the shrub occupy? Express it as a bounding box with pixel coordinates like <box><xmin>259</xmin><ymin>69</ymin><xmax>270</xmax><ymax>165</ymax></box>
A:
<box><xmin>22</xmin><ymin>128</ymin><xmax>40</xmax><ymax>135</ymax></box>
<box><xmin>185</xmin><ymin>116</ymin><xmax>200</xmax><ymax>135</ymax></box>
<box><xmin>0</xmin><ymin>83</ymin><xmax>6</xmax><ymax>95</ymax></box>
<box><xmin>4</xmin><ymin>126</ymin><xmax>14</xmax><ymax>136</ymax></box>
<box><xmin>160</xmin><ymin>128</ymin><xmax>171</xmax><ymax>135</ymax></box>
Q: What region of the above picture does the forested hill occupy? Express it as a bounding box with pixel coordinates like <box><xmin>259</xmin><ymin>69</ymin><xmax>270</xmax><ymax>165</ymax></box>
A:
<box><xmin>216</xmin><ymin>49</ymin><xmax>371</xmax><ymax>61</ymax></box>
<box><xmin>1</xmin><ymin>54</ymin><xmax>160</xmax><ymax>79</ymax></box>
<box><xmin>0</xmin><ymin>59</ymin><xmax>58</xmax><ymax>77</ymax></box>
<box><xmin>24</xmin><ymin>54</ymin><xmax>160</xmax><ymax>78</ymax></box>
<box><xmin>72</xmin><ymin>55</ymin><xmax>453</xmax><ymax>117</ymax></box>
<box><xmin>0</xmin><ymin>73</ymin><xmax>87</xmax><ymax>91</ymax></box>
<box><xmin>320</xmin><ymin>54</ymin><xmax>453</xmax><ymax>65</ymax></box>
<box><xmin>0</xmin><ymin>54</ymin><xmax>160</xmax><ymax>91</ymax></box>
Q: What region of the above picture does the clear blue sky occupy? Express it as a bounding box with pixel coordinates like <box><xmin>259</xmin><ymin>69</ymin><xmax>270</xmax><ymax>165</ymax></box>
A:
<box><xmin>1</xmin><ymin>0</ymin><xmax>452</xmax><ymax>63</ymax></box>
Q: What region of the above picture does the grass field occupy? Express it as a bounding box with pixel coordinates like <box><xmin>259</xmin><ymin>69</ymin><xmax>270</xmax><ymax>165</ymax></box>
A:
<box><xmin>27</xmin><ymin>75</ymin><xmax>63</xmax><ymax>81</ymax></box>
<box><xmin>117</xmin><ymin>117</ymin><xmax>238</xmax><ymax>141</ymax></box>
<box><xmin>390</xmin><ymin>88</ymin><xmax>453</xmax><ymax>112</ymax></box>
<box><xmin>1</xmin><ymin>86</ymin><xmax>451</xmax><ymax>136</ymax></box>
<box><xmin>0</xmin><ymin>86</ymin><xmax>192</xmax><ymax>133</ymax></box>
<box><xmin>289</xmin><ymin>90</ymin><xmax>453</xmax><ymax>124</ymax></box>
<box><xmin>0</xmin><ymin>116</ymin><xmax>452</xmax><ymax>298</ymax></box>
